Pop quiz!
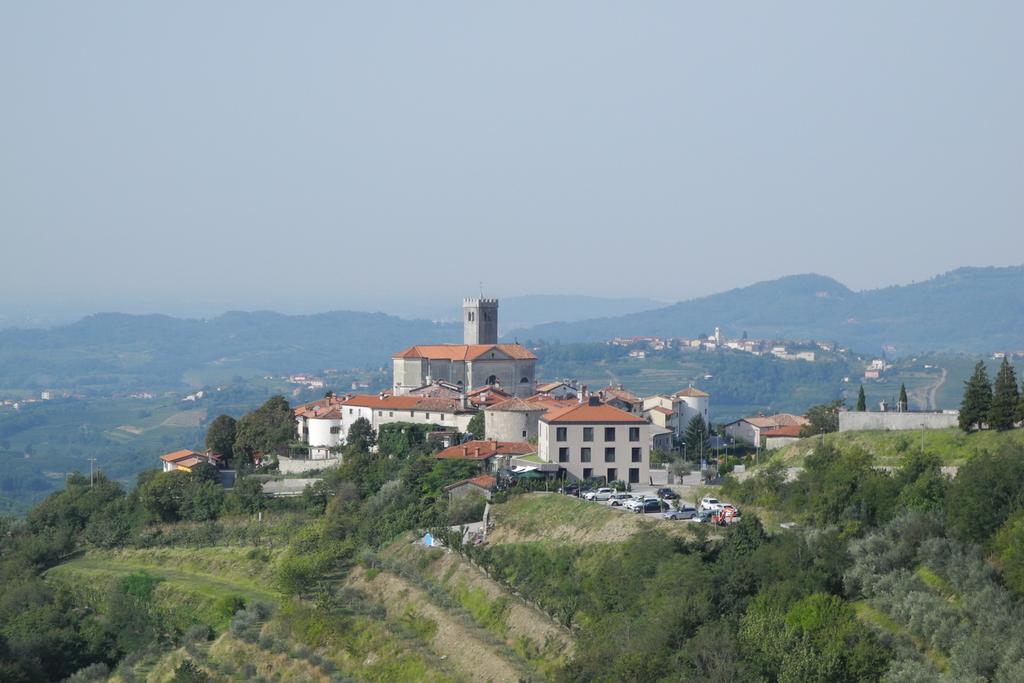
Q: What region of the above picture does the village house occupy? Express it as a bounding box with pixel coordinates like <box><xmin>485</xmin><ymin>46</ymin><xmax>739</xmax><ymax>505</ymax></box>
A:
<box><xmin>724</xmin><ymin>413</ymin><xmax>809</xmax><ymax>446</ymax></box>
<box><xmin>159</xmin><ymin>448</ymin><xmax>221</xmax><ymax>473</ymax></box>
<box><xmin>444</xmin><ymin>474</ymin><xmax>498</xmax><ymax>501</ymax></box>
<box><xmin>537</xmin><ymin>397</ymin><xmax>651</xmax><ymax>484</ymax></box>
<box><xmin>434</xmin><ymin>439</ymin><xmax>534</xmax><ymax>473</ymax></box>
<box><xmin>641</xmin><ymin>386</ymin><xmax>710</xmax><ymax>438</ymax></box>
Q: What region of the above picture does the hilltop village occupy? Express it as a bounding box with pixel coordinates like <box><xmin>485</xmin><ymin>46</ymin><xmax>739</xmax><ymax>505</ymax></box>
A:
<box><xmin>288</xmin><ymin>298</ymin><xmax>716</xmax><ymax>486</ymax></box>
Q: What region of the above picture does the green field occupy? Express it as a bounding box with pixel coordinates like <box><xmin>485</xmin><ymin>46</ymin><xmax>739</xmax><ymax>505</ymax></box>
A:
<box><xmin>772</xmin><ymin>427</ymin><xmax>1024</xmax><ymax>468</ymax></box>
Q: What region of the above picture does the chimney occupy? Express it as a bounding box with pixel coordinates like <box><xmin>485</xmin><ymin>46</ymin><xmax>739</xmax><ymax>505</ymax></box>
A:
<box><xmin>379</xmin><ymin>391</ymin><xmax>385</xmax><ymax>401</ymax></box>
<box><xmin>579</xmin><ymin>385</ymin><xmax>587</xmax><ymax>404</ymax></box>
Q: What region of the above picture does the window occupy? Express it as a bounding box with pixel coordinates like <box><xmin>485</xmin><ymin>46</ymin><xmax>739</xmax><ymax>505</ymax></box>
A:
<box><xmin>605</xmin><ymin>447</ymin><xmax>616</xmax><ymax>462</ymax></box>
<box><xmin>629</xmin><ymin>427</ymin><xmax>640</xmax><ymax>442</ymax></box>
<box><xmin>607</xmin><ymin>468</ymin><xmax>617</xmax><ymax>482</ymax></box>
<box><xmin>348</xmin><ymin>408</ymin><xmax>353</xmax><ymax>414</ymax></box>
<box><xmin>583</xmin><ymin>427</ymin><xmax>593</xmax><ymax>442</ymax></box>
<box><xmin>468</xmin><ymin>311</ymin><xmax>475</xmax><ymax>322</ymax></box>
<box><xmin>410</xmin><ymin>411</ymin><xmax>415</xmax><ymax>417</ymax></box>
<box><xmin>604</xmin><ymin>427</ymin><xmax>616</xmax><ymax>441</ymax></box>
<box><xmin>556</xmin><ymin>427</ymin><xmax>567</xmax><ymax>442</ymax></box>
<box><xmin>439</xmin><ymin>414</ymin><xmax>444</xmax><ymax>420</ymax></box>
<box><xmin>628</xmin><ymin>468</ymin><xmax>640</xmax><ymax>484</ymax></box>
<box><xmin>558</xmin><ymin>447</ymin><xmax>569</xmax><ymax>463</ymax></box>
<box><xmin>581</xmin><ymin>447</ymin><xmax>591</xmax><ymax>462</ymax></box>
<box><xmin>520</xmin><ymin>377</ymin><xmax>529</xmax><ymax>383</ymax></box>
<box><xmin>522</xmin><ymin>430</ymin><xmax>527</xmax><ymax>438</ymax></box>
<box><xmin>487</xmin><ymin>374</ymin><xmax>497</xmax><ymax>384</ymax></box>
<box><xmin>583</xmin><ymin>467</ymin><xmax>593</xmax><ymax>480</ymax></box>
<box><xmin>330</xmin><ymin>426</ymin><xmax>340</xmax><ymax>434</ymax></box>
<box><xmin>425</xmin><ymin>413</ymin><xmax>430</xmax><ymax>420</ymax></box>
<box><xmin>632</xmin><ymin>447</ymin><xmax>642</xmax><ymax>462</ymax></box>
<box><xmin>378</xmin><ymin>411</ymin><xmax>382</xmax><ymax>416</ymax></box>
<box><xmin>389</xmin><ymin>412</ymin><xmax>394</xmax><ymax>417</ymax></box>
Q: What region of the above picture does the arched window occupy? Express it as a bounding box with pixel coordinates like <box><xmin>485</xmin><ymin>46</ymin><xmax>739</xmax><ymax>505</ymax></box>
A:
<box><xmin>486</xmin><ymin>375</ymin><xmax>497</xmax><ymax>385</ymax></box>
<box><xmin>520</xmin><ymin>377</ymin><xmax>529</xmax><ymax>383</ymax></box>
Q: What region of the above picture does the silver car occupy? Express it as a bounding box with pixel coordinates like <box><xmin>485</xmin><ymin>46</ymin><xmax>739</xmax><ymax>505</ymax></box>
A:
<box><xmin>662</xmin><ymin>505</ymin><xmax>699</xmax><ymax>520</ymax></box>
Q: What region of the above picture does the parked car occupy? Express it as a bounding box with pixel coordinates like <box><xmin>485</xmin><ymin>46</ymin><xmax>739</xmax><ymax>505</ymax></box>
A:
<box><xmin>662</xmin><ymin>505</ymin><xmax>699</xmax><ymax>520</ymax></box>
<box><xmin>608</xmin><ymin>492</ymin><xmax>632</xmax><ymax>506</ymax></box>
<box><xmin>559</xmin><ymin>484</ymin><xmax>580</xmax><ymax>496</ymax></box>
<box><xmin>584</xmin><ymin>487</ymin><xmax>614</xmax><ymax>501</ymax></box>
<box><xmin>699</xmin><ymin>496</ymin><xmax>725</xmax><ymax>512</ymax></box>
<box><xmin>655</xmin><ymin>487</ymin><xmax>680</xmax><ymax>500</ymax></box>
<box><xmin>636</xmin><ymin>498</ymin><xmax>665</xmax><ymax>514</ymax></box>
<box><xmin>695</xmin><ymin>509</ymin><xmax>715</xmax><ymax>523</ymax></box>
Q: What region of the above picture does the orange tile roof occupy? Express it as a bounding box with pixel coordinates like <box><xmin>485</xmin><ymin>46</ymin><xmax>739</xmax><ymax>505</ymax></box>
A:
<box><xmin>649</xmin><ymin>406</ymin><xmax>674</xmax><ymax>416</ymax></box>
<box><xmin>536</xmin><ymin>381</ymin><xmax>571</xmax><ymax>392</ymax></box>
<box><xmin>599</xmin><ymin>385</ymin><xmax>641</xmax><ymax>402</ymax></box>
<box><xmin>542</xmin><ymin>403</ymin><xmax>648</xmax><ymax>424</ymax></box>
<box><xmin>744</xmin><ymin>413</ymin><xmax>809</xmax><ymax>429</ymax></box>
<box><xmin>435</xmin><ymin>440</ymin><xmax>535</xmax><ymax>460</ymax></box>
<box><xmin>160</xmin><ymin>449</ymin><xmax>201</xmax><ymax>463</ymax></box>
<box><xmin>175</xmin><ymin>456</ymin><xmax>206</xmax><ymax>469</ymax></box>
<box><xmin>341</xmin><ymin>394</ymin><xmax>474</xmax><ymax>413</ymax></box>
<box><xmin>393</xmin><ymin>344</ymin><xmax>537</xmax><ymax>361</ymax></box>
<box><xmin>487</xmin><ymin>397</ymin><xmax>547</xmax><ymax>413</ymax></box>
<box><xmin>674</xmin><ymin>387</ymin><xmax>710</xmax><ymax>398</ymax></box>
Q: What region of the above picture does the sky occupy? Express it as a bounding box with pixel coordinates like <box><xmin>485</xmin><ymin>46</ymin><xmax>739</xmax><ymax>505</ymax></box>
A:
<box><xmin>1</xmin><ymin>2</ymin><xmax>1022</xmax><ymax>325</ymax></box>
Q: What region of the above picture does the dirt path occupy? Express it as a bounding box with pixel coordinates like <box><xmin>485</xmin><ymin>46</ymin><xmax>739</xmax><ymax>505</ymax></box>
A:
<box><xmin>348</xmin><ymin>566</ymin><xmax>530</xmax><ymax>683</ymax></box>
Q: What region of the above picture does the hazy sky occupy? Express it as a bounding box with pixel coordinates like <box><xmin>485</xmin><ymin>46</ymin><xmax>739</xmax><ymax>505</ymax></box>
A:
<box><xmin>2</xmin><ymin>2</ymin><xmax>1022</xmax><ymax>322</ymax></box>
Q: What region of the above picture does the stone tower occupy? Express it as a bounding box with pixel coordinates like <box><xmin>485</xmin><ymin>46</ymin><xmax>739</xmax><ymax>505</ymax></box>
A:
<box><xmin>464</xmin><ymin>298</ymin><xmax>498</xmax><ymax>345</ymax></box>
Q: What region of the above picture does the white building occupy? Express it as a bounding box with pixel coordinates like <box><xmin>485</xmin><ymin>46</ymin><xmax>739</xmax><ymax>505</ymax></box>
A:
<box><xmin>642</xmin><ymin>386</ymin><xmax>710</xmax><ymax>438</ymax></box>
<box><xmin>538</xmin><ymin>397</ymin><xmax>651</xmax><ymax>484</ymax></box>
<box><xmin>295</xmin><ymin>393</ymin><xmax>478</xmax><ymax>455</ymax></box>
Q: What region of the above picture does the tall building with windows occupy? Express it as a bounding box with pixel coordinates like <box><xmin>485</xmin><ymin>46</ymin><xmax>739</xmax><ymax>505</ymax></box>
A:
<box><xmin>537</xmin><ymin>396</ymin><xmax>651</xmax><ymax>484</ymax></box>
<box><xmin>392</xmin><ymin>297</ymin><xmax>537</xmax><ymax>397</ymax></box>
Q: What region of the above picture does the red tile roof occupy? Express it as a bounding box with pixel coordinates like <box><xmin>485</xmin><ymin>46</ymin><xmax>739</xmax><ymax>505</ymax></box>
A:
<box><xmin>674</xmin><ymin>387</ymin><xmax>710</xmax><ymax>398</ymax></box>
<box><xmin>649</xmin><ymin>406</ymin><xmax>674</xmax><ymax>416</ymax></box>
<box><xmin>743</xmin><ymin>413</ymin><xmax>809</xmax><ymax>429</ymax></box>
<box><xmin>160</xmin><ymin>448</ymin><xmax>202</xmax><ymax>463</ymax></box>
<box><xmin>393</xmin><ymin>344</ymin><xmax>537</xmax><ymax>361</ymax></box>
<box><xmin>436</xmin><ymin>440</ymin><xmax>534</xmax><ymax>460</ymax></box>
<box><xmin>487</xmin><ymin>397</ymin><xmax>547</xmax><ymax>413</ymax></box>
<box><xmin>542</xmin><ymin>403</ymin><xmax>648</xmax><ymax>424</ymax></box>
<box><xmin>341</xmin><ymin>394</ymin><xmax>474</xmax><ymax>413</ymax></box>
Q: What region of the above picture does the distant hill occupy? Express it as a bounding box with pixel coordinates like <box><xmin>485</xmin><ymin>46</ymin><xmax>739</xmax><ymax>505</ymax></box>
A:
<box><xmin>0</xmin><ymin>310</ymin><xmax>460</xmax><ymax>393</ymax></box>
<box><xmin>407</xmin><ymin>295</ymin><xmax>665</xmax><ymax>330</ymax></box>
<box><xmin>510</xmin><ymin>266</ymin><xmax>1024</xmax><ymax>354</ymax></box>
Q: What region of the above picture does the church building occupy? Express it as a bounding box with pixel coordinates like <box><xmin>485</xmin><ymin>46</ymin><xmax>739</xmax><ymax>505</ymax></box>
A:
<box><xmin>392</xmin><ymin>298</ymin><xmax>537</xmax><ymax>397</ymax></box>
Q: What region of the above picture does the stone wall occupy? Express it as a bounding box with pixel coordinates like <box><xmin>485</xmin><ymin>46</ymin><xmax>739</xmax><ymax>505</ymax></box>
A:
<box><xmin>838</xmin><ymin>411</ymin><xmax>959</xmax><ymax>432</ymax></box>
<box><xmin>277</xmin><ymin>455</ymin><xmax>341</xmax><ymax>474</ymax></box>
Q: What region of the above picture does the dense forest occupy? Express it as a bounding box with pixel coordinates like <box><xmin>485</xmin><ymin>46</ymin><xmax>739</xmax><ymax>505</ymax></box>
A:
<box><xmin>3</xmin><ymin>394</ymin><xmax>1024</xmax><ymax>680</ymax></box>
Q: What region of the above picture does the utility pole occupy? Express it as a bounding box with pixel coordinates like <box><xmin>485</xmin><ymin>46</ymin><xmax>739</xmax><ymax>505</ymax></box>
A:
<box><xmin>87</xmin><ymin>457</ymin><xmax>97</xmax><ymax>487</ymax></box>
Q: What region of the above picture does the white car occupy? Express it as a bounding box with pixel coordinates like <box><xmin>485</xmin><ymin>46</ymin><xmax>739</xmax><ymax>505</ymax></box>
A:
<box><xmin>607</xmin><ymin>492</ymin><xmax>632</xmax><ymax>506</ymax></box>
<box><xmin>584</xmin><ymin>487</ymin><xmax>614</xmax><ymax>501</ymax></box>
<box><xmin>699</xmin><ymin>496</ymin><xmax>725</xmax><ymax>512</ymax></box>
<box><xmin>624</xmin><ymin>495</ymin><xmax>658</xmax><ymax>511</ymax></box>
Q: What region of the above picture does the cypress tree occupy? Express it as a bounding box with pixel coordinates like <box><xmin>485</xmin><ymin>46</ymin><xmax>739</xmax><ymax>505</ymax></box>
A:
<box><xmin>988</xmin><ymin>357</ymin><xmax>1020</xmax><ymax>431</ymax></box>
<box><xmin>856</xmin><ymin>385</ymin><xmax>867</xmax><ymax>412</ymax></box>
<box><xmin>959</xmin><ymin>361</ymin><xmax>993</xmax><ymax>432</ymax></box>
<box><xmin>898</xmin><ymin>384</ymin><xmax>909</xmax><ymax>412</ymax></box>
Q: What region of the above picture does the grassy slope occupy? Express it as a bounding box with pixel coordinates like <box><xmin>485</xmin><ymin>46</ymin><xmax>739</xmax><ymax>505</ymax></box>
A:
<box><xmin>771</xmin><ymin>427</ymin><xmax>1024</xmax><ymax>468</ymax></box>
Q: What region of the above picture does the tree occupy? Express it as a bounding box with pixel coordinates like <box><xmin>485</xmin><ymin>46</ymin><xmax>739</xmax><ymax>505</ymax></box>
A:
<box><xmin>466</xmin><ymin>412</ymin><xmax>485</xmax><ymax>440</ymax></box>
<box><xmin>988</xmin><ymin>357</ymin><xmax>1020</xmax><ymax>431</ymax></box>
<box><xmin>233</xmin><ymin>396</ymin><xmax>294</xmax><ymax>462</ymax></box>
<box><xmin>959</xmin><ymin>361</ymin><xmax>993</xmax><ymax>432</ymax></box>
<box><xmin>898</xmin><ymin>384</ymin><xmax>909</xmax><ymax>412</ymax></box>
<box><xmin>800</xmin><ymin>400</ymin><xmax>843</xmax><ymax>438</ymax></box>
<box><xmin>204</xmin><ymin>414</ymin><xmax>236</xmax><ymax>464</ymax></box>
<box><xmin>137</xmin><ymin>471</ymin><xmax>192</xmax><ymax>522</ymax></box>
<box><xmin>346</xmin><ymin>417</ymin><xmax>376</xmax><ymax>452</ymax></box>
<box><xmin>856</xmin><ymin>385</ymin><xmax>866</xmax><ymax>412</ymax></box>
<box><xmin>683</xmin><ymin>415</ymin><xmax>710</xmax><ymax>461</ymax></box>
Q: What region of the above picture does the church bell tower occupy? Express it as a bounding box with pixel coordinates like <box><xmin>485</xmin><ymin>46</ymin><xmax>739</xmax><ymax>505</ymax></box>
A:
<box><xmin>463</xmin><ymin>298</ymin><xmax>498</xmax><ymax>345</ymax></box>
